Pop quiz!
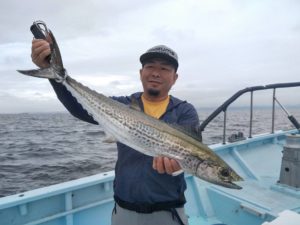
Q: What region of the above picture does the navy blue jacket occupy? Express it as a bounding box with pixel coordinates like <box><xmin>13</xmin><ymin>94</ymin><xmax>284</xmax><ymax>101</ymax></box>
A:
<box><xmin>49</xmin><ymin>80</ymin><xmax>200</xmax><ymax>205</ymax></box>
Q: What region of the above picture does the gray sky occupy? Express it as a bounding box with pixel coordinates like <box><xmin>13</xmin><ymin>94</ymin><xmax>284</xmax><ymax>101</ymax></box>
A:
<box><xmin>1</xmin><ymin>0</ymin><xmax>300</xmax><ymax>113</ymax></box>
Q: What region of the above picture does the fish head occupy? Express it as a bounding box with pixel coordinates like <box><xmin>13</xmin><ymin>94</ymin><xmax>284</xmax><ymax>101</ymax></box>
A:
<box><xmin>195</xmin><ymin>159</ymin><xmax>243</xmax><ymax>189</ymax></box>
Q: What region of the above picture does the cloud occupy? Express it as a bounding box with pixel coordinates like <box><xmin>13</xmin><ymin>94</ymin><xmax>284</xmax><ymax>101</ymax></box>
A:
<box><xmin>1</xmin><ymin>0</ymin><xmax>300</xmax><ymax>113</ymax></box>
<box><xmin>0</xmin><ymin>0</ymin><xmax>162</xmax><ymax>43</ymax></box>
<box><xmin>0</xmin><ymin>92</ymin><xmax>64</xmax><ymax>113</ymax></box>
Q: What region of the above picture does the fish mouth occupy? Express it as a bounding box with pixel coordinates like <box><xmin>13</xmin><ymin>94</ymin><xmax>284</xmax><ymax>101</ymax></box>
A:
<box><xmin>221</xmin><ymin>176</ymin><xmax>243</xmax><ymax>189</ymax></box>
<box><xmin>195</xmin><ymin>173</ymin><xmax>243</xmax><ymax>189</ymax></box>
<box><xmin>223</xmin><ymin>181</ymin><xmax>242</xmax><ymax>190</ymax></box>
<box><xmin>208</xmin><ymin>178</ymin><xmax>242</xmax><ymax>189</ymax></box>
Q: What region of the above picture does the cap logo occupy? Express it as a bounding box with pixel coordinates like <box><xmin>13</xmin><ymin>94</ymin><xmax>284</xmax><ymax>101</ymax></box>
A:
<box><xmin>147</xmin><ymin>46</ymin><xmax>178</xmax><ymax>60</ymax></box>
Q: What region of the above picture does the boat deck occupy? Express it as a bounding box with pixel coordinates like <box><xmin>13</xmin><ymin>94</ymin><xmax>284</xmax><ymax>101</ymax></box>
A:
<box><xmin>0</xmin><ymin>130</ymin><xmax>299</xmax><ymax>225</ymax></box>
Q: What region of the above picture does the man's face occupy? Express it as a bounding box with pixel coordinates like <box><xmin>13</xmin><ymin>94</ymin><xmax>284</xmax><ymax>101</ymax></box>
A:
<box><xmin>140</xmin><ymin>58</ymin><xmax>178</xmax><ymax>100</ymax></box>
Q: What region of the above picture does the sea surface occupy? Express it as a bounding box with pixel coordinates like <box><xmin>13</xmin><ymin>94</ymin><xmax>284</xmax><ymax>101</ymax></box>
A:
<box><xmin>1</xmin><ymin>108</ymin><xmax>299</xmax><ymax>197</ymax></box>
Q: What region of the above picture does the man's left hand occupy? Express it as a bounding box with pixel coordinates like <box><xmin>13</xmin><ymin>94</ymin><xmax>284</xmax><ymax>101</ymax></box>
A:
<box><xmin>152</xmin><ymin>157</ymin><xmax>182</xmax><ymax>175</ymax></box>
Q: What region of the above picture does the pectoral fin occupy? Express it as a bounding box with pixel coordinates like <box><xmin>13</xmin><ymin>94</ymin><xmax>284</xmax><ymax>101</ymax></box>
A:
<box><xmin>103</xmin><ymin>136</ymin><xmax>117</xmax><ymax>143</ymax></box>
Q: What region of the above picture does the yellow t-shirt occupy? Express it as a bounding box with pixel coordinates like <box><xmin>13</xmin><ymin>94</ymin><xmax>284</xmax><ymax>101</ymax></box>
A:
<box><xmin>141</xmin><ymin>94</ymin><xmax>170</xmax><ymax>119</ymax></box>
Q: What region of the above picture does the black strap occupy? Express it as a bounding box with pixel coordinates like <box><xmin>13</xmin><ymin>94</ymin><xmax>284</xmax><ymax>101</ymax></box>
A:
<box><xmin>112</xmin><ymin>202</ymin><xmax>117</xmax><ymax>215</ymax></box>
<box><xmin>167</xmin><ymin>208</ymin><xmax>186</xmax><ymax>225</ymax></box>
<box><xmin>114</xmin><ymin>195</ymin><xmax>186</xmax><ymax>214</ymax></box>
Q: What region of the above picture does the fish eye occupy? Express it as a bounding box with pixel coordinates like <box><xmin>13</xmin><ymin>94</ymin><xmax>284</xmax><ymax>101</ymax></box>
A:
<box><xmin>220</xmin><ymin>168</ymin><xmax>230</xmax><ymax>177</ymax></box>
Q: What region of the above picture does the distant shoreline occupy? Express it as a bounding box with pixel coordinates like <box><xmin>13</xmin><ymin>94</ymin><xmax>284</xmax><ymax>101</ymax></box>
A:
<box><xmin>1</xmin><ymin>105</ymin><xmax>300</xmax><ymax>115</ymax></box>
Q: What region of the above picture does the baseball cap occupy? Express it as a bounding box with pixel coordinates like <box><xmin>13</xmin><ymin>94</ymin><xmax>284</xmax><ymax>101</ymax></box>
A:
<box><xmin>140</xmin><ymin>45</ymin><xmax>179</xmax><ymax>70</ymax></box>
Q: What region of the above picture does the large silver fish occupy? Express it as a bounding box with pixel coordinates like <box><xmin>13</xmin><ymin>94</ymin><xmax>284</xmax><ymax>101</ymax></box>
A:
<box><xmin>18</xmin><ymin>31</ymin><xmax>243</xmax><ymax>189</ymax></box>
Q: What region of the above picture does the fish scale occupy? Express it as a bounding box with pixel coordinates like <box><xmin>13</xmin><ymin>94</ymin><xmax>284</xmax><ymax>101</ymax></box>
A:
<box><xmin>17</xmin><ymin>30</ymin><xmax>243</xmax><ymax>189</ymax></box>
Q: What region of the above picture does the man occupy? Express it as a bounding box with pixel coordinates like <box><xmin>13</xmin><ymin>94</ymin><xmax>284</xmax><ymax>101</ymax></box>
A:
<box><xmin>31</xmin><ymin>41</ymin><xmax>200</xmax><ymax>225</ymax></box>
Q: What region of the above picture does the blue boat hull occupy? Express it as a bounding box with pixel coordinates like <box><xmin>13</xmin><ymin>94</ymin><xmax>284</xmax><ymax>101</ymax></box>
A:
<box><xmin>1</xmin><ymin>130</ymin><xmax>299</xmax><ymax>225</ymax></box>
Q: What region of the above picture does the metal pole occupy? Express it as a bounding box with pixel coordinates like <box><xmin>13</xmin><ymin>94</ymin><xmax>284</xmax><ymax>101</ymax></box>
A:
<box><xmin>274</xmin><ymin>96</ymin><xmax>300</xmax><ymax>131</ymax></box>
<box><xmin>223</xmin><ymin>109</ymin><xmax>227</xmax><ymax>144</ymax></box>
<box><xmin>249</xmin><ymin>91</ymin><xmax>253</xmax><ymax>138</ymax></box>
<box><xmin>271</xmin><ymin>88</ymin><xmax>276</xmax><ymax>133</ymax></box>
<box><xmin>274</xmin><ymin>97</ymin><xmax>290</xmax><ymax>116</ymax></box>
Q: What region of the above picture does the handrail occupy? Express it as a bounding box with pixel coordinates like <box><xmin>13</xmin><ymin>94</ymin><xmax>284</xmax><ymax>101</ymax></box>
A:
<box><xmin>199</xmin><ymin>81</ymin><xmax>300</xmax><ymax>143</ymax></box>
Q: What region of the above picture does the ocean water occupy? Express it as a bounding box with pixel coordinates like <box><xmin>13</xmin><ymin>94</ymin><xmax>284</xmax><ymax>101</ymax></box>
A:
<box><xmin>0</xmin><ymin>108</ymin><xmax>299</xmax><ymax>197</ymax></box>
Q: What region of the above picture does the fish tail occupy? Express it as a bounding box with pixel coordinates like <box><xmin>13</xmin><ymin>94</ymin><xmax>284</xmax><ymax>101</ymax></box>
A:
<box><xmin>17</xmin><ymin>67</ymin><xmax>57</xmax><ymax>79</ymax></box>
<box><xmin>48</xmin><ymin>30</ymin><xmax>64</xmax><ymax>72</ymax></box>
<box><xmin>17</xmin><ymin>30</ymin><xmax>66</xmax><ymax>81</ymax></box>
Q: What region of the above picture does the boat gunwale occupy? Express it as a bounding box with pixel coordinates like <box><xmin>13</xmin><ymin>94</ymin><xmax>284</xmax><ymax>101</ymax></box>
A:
<box><xmin>0</xmin><ymin>171</ymin><xmax>115</xmax><ymax>210</ymax></box>
<box><xmin>1</xmin><ymin>129</ymin><xmax>297</xmax><ymax>210</ymax></box>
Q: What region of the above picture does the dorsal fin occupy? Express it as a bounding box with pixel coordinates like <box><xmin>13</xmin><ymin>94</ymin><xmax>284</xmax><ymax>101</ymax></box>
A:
<box><xmin>170</xmin><ymin>123</ymin><xmax>203</xmax><ymax>142</ymax></box>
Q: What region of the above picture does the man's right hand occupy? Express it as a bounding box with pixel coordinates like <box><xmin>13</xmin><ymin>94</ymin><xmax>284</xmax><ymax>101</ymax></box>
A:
<box><xmin>31</xmin><ymin>39</ymin><xmax>51</xmax><ymax>68</ymax></box>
